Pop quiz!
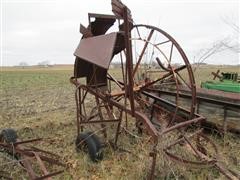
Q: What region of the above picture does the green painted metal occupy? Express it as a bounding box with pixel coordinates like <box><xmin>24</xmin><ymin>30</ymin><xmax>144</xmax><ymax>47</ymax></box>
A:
<box><xmin>201</xmin><ymin>71</ymin><xmax>240</xmax><ymax>93</ymax></box>
<box><xmin>201</xmin><ymin>80</ymin><xmax>240</xmax><ymax>93</ymax></box>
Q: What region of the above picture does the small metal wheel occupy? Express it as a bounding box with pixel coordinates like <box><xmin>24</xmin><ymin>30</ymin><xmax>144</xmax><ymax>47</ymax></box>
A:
<box><xmin>75</xmin><ymin>132</ymin><xmax>103</xmax><ymax>162</ymax></box>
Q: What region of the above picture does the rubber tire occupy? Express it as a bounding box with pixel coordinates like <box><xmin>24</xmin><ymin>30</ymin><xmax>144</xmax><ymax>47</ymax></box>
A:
<box><xmin>0</xmin><ymin>128</ymin><xmax>18</xmax><ymax>143</ymax></box>
<box><xmin>75</xmin><ymin>132</ymin><xmax>103</xmax><ymax>162</ymax></box>
<box><xmin>0</xmin><ymin>128</ymin><xmax>21</xmax><ymax>164</ymax></box>
<box><xmin>87</xmin><ymin>132</ymin><xmax>103</xmax><ymax>161</ymax></box>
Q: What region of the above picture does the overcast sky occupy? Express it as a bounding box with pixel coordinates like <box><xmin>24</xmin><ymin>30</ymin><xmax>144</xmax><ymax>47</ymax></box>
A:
<box><xmin>1</xmin><ymin>0</ymin><xmax>239</xmax><ymax>66</ymax></box>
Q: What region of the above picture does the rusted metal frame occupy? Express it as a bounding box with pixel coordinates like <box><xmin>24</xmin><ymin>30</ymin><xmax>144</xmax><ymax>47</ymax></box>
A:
<box><xmin>23</xmin><ymin>151</ymin><xmax>64</xmax><ymax>167</ymax></box>
<box><xmin>164</xmin><ymin>133</ymin><xmax>218</xmax><ymax>167</ymax></box>
<box><xmin>163</xmin><ymin>149</ymin><xmax>216</xmax><ymax>167</ymax></box>
<box><xmin>169</xmin><ymin>42</ymin><xmax>174</xmax><ymax>63</ymax></box>
<box><xmin>85</xmin><ymin>113</ymin><xmax>99</xmax><ymax>122</ymax></box>
<box><xmin>155</xmin><ymin>57</ymin><xmax>170</xmax><ymax>72</ymax></box>
<box><xmin>80</xmin><ymin>119</ymin><xmax>120</xmax><ymax>124</ymax></box>
<box><xmin>155</xmin><ymin>40</ymin><xmax>171</xmax><ymax>46</ymax></box>
<box><xmin>0</xmin><ymin>143</ymin><xmax>36</xmax><ymax>179</ymax></box>
<box><xmin>134</xmin><ymin>24</ymin><xmax>196</xmax><ymax>118</ymax></box>
<box><xmin>84</xmin><ymin>103</ymin><xmax>104</xmax><ymax>122</ymax></box>
<box><xmin>111</xmin><ymin>0</ymin><xmax>132</xmax><ymax>22</ymax></box>
<box><xmin>137</xmin><ymin>94</ymin><xmax>204</xmax><ymax>136</ymax></box>
<box><xmin>164</xmin><ymin>129</ymin><xmax>203</xmax><ymax>150</ymax></box>
<box><xmin>3</xmin><ymin>143</ymin><xmax>38</xmax><ymax>179</ymax></box>
<box><xmin>77</xmin><ymin>88</ymin><xmax>89</xmax><ymax>130</ymax></box>
<box><xmin>76</xmin><ymin>112</ymin><xmax>88</xmax><ymax>122</ymax></box>
<box><xmin>34</xmin><ymin>171</ymin><xmax>64</xmax><ymax>180</ymax></box>
<box><xmin>133</xmin><ymin>29</ymin><xmax>154</xmax><ymax>77</ymax></box>
<box><xmin>194</xmin><ymin>133</ymin><xmax>219</xmax><ymax>156</ymax></box>
<box><xmin>185</xmin><ymin>133</ymin><xmax>219</xmax><ymax>161</ymax></box>
<box><xmin>148</xmin><ymin>143</ymin><xmax>158</xmax><ymax>180</ymax></box>
<box><xmin>104</xmin><ymin>101</ymin><xmax>117</xmax><ymax>121</ymax></box>
<box><xmin>167</xmin><ymin>66</ymin><xmax>180</xmax><ymax>127</ymax></box>
<box><xmin>88</xmin><ymin>13</ymin><xmax>117</xmax><ymax>20</ymax></box>
<box><xmin>75</xmin><ymin>87</ymin><xmax>96</xmax><ymax>124</ymax></box>
<box><xmin>108</xmin><ymin>77</ymin><xmax>111</xmax><ymax>92</ymax></box>
<box><xmin>212</xmin><ymin>69</ymin><xmax>221</xmax><ymax>80</ymax></box>
<box><xmin>175</xmin><ymin>71</ymin><xmax>192</xmax><ymax>89</ymax></box>
<box><xmin>122</xmin><ymin>31</ymin><xmax>129</xmax><ymax>129</ymax></box>
<box><xmin>134</xmin><ymin>24</ymin><xmax>142</xmax><ymax>40</ymax></box>
<box><xmin>110</xmin><ymin>84</ymin><xmax>145</xmax><ymax>97</ymax></box>
<box><xmin>118</xmin><ymin>19</ymin><xmax>126</xmax><ymax>88</ymax></box>
<box><xmin>21</xmin><ymin>154</ymin><xmax>37</xmax><ymax>179</ymax></box>
<box><xmin>80</xmin><ymin>24</ymin><xmax>93</xmax><ymax>38</ymax></box>
<box><xmin>135</xmin><ymin>93</ymin><xmax>189</xmax><ymax>123</ymax></box>
<box><xmin>181</xmin><ymin>133</ymin><xmax>203</xmax><ymax>159</ymax></box>
<box><xmin>113</xmin><ymin>94</ymin><xmax>124</xmax><ymax>102</ymax></box>
<box><xmin>141</xmin><ymin>91</ymin><xmax>205</xmax><ymax>135</ymax></box>
<box><xmin>153</xmin><ymin>101</ymin><xmax>189</xmax><ymax>123</ymax></box>
<box><xmin>130</xmin><ymin>38</ymin><xmax>171</xmax><ymax>73</ymax></box>
<box><xmin>76</xmin><ymin>84</ymin><xmax>159</xmax><ymax>139</ymax></box>
<box><xmin>163</xmin><ymin>116</ymin><xmax>203</xmax><ymax>135</ymax></box>
<box><xmin>141</xmin><ymin>90</ymin><xmax>182</xmax><ymax>116</ymax></box>
<box><xmin>123</xmin><ymin>6</ymin><xmax>135</xmax><ymax>116</ymax></box>
<box><xmin>75</xmin><ymin>86</ymin><xmax>81</xmax><ymax>134</ymax></box>
<box><xmin>13</xmin><ymin>138</ymin><xmax>42</xmax><ymax>145</ymax></box>
<box><xmin>114</xmin><ymin>110</ymin><xmax>123</xmax><ymax>147</ymax></box>
<box><xmin>214</xmin><ymin>162</ymin><xmax>240</xmax><ymax>180</ymax></box>
<box><xmin>95</xmin><ymin>95</ymin><xmax>107</xmax><ymax>138</ymax></box>
<box><xmin>82</xmin><ymin>89</ymin><xmax>88</xmax><ymax>119</ymax></box>
<box><xmin>33</xmin><ymin>152</ymin><xmax>50</xmax><ymax>178</ymax></box>
<box><xmin>1</xmin><ymin>144</ymin><xmax>64</xmax><ymax>167</ymax></box>
<box><xmin>142</xmin><ymin>40</ymin><xmax>181</xmax><ymax>126</ymax></box>
<box><xmin>146</xmin><ymin>88</ymin><xmax>240</xmax><ymax>111</ymax></box>
<box><xmin>140</xmin><ymin>65</ymin><xmax>187</xmax><ymax>90</ymax></box>
<box><xmin>141</xmin><ymin>90</ymin><xmax>201</xmax><ymax>119</ymax></box>
<box><xmin>164</xmin><ymin>140</ymin><xmax>238</xmax><ymax>179</ymax></box>
<box><xmin>107</xmin><ymin>73</ymin><xmax>124</xmax><ymax>89</ymax></box>
<box><xmin>118</xmin><ymin>23</ymin><xmax>129</xmax><ymax>128</ymax></box>
<box><xmin>29</xmin><ymin>146</ymin><xmax>60</xmax><ymax>158</ymax></box>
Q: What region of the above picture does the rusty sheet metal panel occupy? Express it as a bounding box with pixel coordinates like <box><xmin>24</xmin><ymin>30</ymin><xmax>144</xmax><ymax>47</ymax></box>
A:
<box><xmin>74</xmin><ymin>32</ymin><xmax>118</xmax><ymax>69</ymax></box>
<box><xmin>88</xmin><ymin>14</ymin><xmax>116</xmax><ymax>36</ymax></box>
<box><xmin>74</xmin><ymin>57</ymin><xmax>92</xmax><ymax>78</ymax></box>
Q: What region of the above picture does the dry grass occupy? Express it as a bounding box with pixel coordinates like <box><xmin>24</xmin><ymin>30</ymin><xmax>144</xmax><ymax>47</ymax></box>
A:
<box><xmin>0</xmin><ymin>65</ymin><xmax>239</xmax><ymax>179</ymax></box>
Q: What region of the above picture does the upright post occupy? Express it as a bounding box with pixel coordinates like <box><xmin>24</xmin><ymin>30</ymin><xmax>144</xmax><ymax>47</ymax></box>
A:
<box><xmin>123</xmin><ymin>6</ymin><xmax>135</xmax><ymax>116</ymax></box>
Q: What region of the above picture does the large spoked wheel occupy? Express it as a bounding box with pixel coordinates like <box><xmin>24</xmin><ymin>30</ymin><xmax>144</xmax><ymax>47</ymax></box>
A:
<box><xmin>129</xmin><ymin>24</ymin><xmax>196</xmax><ymax>127</ymax></box>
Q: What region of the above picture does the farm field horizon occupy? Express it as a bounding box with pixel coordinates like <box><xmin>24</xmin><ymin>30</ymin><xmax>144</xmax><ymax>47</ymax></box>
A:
<box><xmin>0</xmin><ymin>64</ymin><xmax>239</xmax><ymax>179</ymax></box>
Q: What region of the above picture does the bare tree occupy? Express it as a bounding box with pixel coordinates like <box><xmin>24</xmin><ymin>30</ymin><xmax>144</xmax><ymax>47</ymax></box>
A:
<box><xmin>38</xmin><ymin>60</ymin><xmax>50</xmax><ymax>67</ymax></box>
<box><xmin>221</xmin><ymin>15</ymin><xmax>239</xmax><ymax>53</ymax></box>
<box><xmin>192</xmin><ymin>15</ymin><xmax>239</xmax><ymax>71</ymax></box>
<box><xmin>18</xmin><ymin>61</ymin><xmax>28</xmax><ymax>68</ymax></box>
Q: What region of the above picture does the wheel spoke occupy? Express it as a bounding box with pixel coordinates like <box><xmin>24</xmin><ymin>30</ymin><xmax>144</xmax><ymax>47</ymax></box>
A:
<box><xmin>133</xmin><ymin>29</ymin><xmax>154</xmax><ymax>76</ymax></box>
<box><xmin>176</xmin><ymin>71</ymin><xmax>192</xmax><ymax>90</ymax></box>
<box><xmin>141</xmin><ymin>65</ymin><xmax>187</xmax><ymax>89</ymax></box>
<box><xmin>169</xmin><ymin>42</ymin><xmax>174</xmax><ymax>63</ymax></box>
<box><xmin>155</xmin><ymin>40</ymin><xmax>170</xmax><ymax>46</ymax></box>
